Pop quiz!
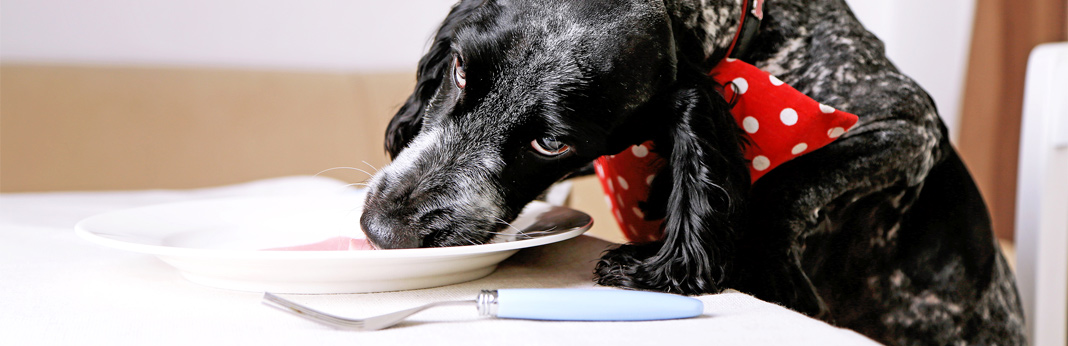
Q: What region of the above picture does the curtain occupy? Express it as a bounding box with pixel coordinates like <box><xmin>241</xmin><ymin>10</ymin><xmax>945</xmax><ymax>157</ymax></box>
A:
<box><xmin>959</xmin><ymin>0</ymin><xmax>1067</xmax><ymax>241</ymax></box>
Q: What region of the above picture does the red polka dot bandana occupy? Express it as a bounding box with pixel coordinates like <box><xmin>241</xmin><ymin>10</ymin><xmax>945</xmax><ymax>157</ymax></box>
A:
<box><xmin>594</xmin><ymin>59</ymin><xmax>859</xmax><ymax>242</ymax></box>
<box><xmin>594</xmin><ymin>142</ymin><xmax>667</xmax><ymax>242</ymax></box>
<box><xmin>712</xmin><ymin>58</ymin><xmax>860</xmax><ymax>180</ymax></box>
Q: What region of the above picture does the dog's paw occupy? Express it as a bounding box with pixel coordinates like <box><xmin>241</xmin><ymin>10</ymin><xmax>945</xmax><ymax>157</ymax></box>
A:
<box><xmin>595</xmin><ymin>242</ymin><xmax>723</xmax><ymax>295</ymax></box>
<box><xmin>594</xmin><ymin>243</ymin><xmax>656</xmax><ymax>288</ymax></box>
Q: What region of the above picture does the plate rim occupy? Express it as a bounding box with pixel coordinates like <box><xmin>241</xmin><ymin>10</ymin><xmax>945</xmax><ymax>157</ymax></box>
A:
<box><xmin>74</xmin><ymin>197</ymin><xmax>593</xmax><ymax>260</ymax></box>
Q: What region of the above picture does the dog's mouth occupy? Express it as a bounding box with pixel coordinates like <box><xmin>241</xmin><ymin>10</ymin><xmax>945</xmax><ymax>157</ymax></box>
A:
<box><xmin>420</xmin><ymin>223</ymin><xmax>513</xmax><ymax>248</ymax></box>
<box><xmin>361</xmin><ymin>216</ymin><xmax>508</xmax><ymax>249</ymax></box>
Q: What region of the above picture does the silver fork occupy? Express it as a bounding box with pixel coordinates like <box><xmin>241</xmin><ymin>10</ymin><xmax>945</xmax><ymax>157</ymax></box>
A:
<box><xmin>261</xmin><ymin>292</ymin><xmax>493</xmax><ymax>331</ymax></box>
<box><xmin>264</xmin><ymin>288</ymin><xmax>704</xmax><ymax>330</ymax></box>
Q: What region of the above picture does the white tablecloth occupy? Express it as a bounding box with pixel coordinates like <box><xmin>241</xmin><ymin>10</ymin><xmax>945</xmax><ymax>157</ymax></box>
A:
<box><xmin>0</xmin><ymin>176</ymin><xmax>879</xmax><ymax>345</ymax></box>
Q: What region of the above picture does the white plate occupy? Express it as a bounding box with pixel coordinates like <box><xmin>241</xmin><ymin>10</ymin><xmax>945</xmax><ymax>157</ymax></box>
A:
<box><xmin>75</xmin><ymin>192</ymin><xmax>592</xmax><ymax>293</ymax></box>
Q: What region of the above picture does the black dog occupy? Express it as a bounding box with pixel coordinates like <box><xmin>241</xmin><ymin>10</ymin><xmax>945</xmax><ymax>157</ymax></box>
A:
<box><xmin>360</xmin><ymin>0</ymin><xmax>1026</xmax><ymax>344</ymax></box>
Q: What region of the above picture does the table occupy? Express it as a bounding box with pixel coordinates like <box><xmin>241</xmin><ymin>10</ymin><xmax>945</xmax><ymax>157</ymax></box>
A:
<box><xmin>0</xmin><ymin>176</ymin><xmax>879</xmax><ymax>345</ymax></box>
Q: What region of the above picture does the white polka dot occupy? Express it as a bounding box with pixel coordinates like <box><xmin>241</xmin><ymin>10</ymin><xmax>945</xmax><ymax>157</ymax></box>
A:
<box><xmin>819</xmin><ymin>103</ymin><xmax>835</xmax><ymax>114</ymax></box>
<box><xmin>791</xmin><ymin>143</ymin><xmax>808</xmax><ymax>155</ymax></box>
<box><xmin>632</xmin><ymin>207</ymin><xmax>645</xmax><ymax>219</ymax></box>
<box><xmin>628</xmin><ymin>225</ymin><xmax>637</xmax><ymax>234</ymax></box>
<box><xmin>742</xmin><ymin>116</ymin><xmax>759</xmax><ymax>133</ymax></box>
<box><xmin>616</xmin><ymin>176</ymin><xmax>629</xmax><ymax>190</ymax></box>
<box><xmin>631</xmin><ymin>144</ymin><xmax>649</xmax><ymax>158</ymax></box>
<box><xmin>780</xmin><ymin>108</ymin><xmax>798</xmax><ymax>126</ymax></box>
<box><xmin>732</xmin><ymin>77</ymin><xmax>748</xmax><ymax>94</ymax></box>
<box><xmin>646</xmin><ymin>174</ymin><xmax>655</xmax><ymax>186</ymax></box>
<box><xmin>614</xmin><ymin>209</ymin><xmax>623</xmax><ymax>223</ymax></box>
<box><xmin>752</xmin><ymin>155</ymin><xmax>771</xmax><ymax>171</ymax></box>
<box><xmin>769</xmin><ymin>75</ymin><xmax>784</xmax><ymax>86</ymax></box>
<box><xmin>617</xmin><ymin>195</ymin><xmax>625</xmax><ymax>206</ymax></box>
<box><xmin>604</xmin><ymin>196</ymin><xmax>613</xmax><ymax>207</ymax></box>
<box><xmin>595</xmin><ymin>164</ymin><xmax>604</xmax><ymax>178</ymax></box>
<box><xmin>726</xmin><ymin>58</ymin><xmax>737</xmax><ymax>62</ymax></box>
<box><xmin>828</xmin><ymin>127</ymin><xmax>846</xmax><ymax>138</ymax></box>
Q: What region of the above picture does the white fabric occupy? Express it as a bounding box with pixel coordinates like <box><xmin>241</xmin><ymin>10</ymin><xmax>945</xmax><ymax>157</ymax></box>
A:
<box><xmin>0</xmin><ymin>176</ymin><xmax>879</xmax><ymax>345</ymax></box>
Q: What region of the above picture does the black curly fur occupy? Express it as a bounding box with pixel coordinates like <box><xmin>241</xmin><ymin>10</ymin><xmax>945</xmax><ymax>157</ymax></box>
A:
<box><xmin>596</xmin><ymin>72</ymin><xmax>750</xmax><ymax>294</ymax></box>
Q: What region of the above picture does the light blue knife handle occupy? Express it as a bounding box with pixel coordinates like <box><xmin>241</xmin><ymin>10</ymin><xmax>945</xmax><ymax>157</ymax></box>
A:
<box><xmin>485</xmin><ymin>289</ymin><xmax>704</xmax><ymax>321</ymax></box>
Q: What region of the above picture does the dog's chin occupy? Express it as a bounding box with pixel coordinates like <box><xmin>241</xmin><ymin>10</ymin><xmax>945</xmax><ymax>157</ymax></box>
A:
<box><xmin>363</xmin><ymin>228</ymin><xmax>498</xmax><ymax>249</ymax></box>
<box><xmin>422</xmin><ymin>228</ymin><xmax>500</xmax><ymax>248</ymax></box>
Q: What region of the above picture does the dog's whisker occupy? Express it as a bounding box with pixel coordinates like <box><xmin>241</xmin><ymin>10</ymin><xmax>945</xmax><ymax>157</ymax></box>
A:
<box><xmin>494</xmin><ymin>218</ymin><xmax>539</xmax><ymax>240</ymax></box>
<box><xmin>471</xmin><ymin>229</ymin><xmax>518</xmax><ymax>236</ymax></box>
<box><xmin>492</xmin><ymin>217</ymin><xmax>523</xmax><ymax>235</ymax></box>
<box><xmin>362</xmin><ymin>161</ymin><xmax>381</xmax><ymax>174</ymax></box>
<box><xmin>315</xmin><ymin>166</ymin><xmax>375</xmax><ymax>179</ymax></box>
<box><xmin>454</xmin><ymin>231</ymin><xmax>479</xmax><ymax>246</ymax></box>
<box><xmin>472</xmin><ymin>229</ymin><xmax>530</xmax><ymax>237</ymax></box>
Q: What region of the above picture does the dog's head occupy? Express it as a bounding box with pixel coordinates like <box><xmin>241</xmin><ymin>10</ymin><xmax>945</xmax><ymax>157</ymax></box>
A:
<box><xmin>361</xmin><ymin>0</ymin><xmax>742</xmax><ymax>249</ymax></box>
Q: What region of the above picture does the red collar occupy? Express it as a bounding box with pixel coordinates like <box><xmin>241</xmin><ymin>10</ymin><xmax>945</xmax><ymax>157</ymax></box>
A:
<box><xmin>721</xmin><ymin>0</ymin><xmax>765</xmax><ymax>62</ymax></box>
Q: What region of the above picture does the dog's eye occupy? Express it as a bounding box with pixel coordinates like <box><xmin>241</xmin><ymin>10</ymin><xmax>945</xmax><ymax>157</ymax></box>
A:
<box><xmin>453</xmin><ymin>56</ymin><xmax>466</xmax><ymax>89</ymax></box>
<box><xmin>531</xmin><ymin>137</ymin><xmax>571</xmax><ymax>156</ymax></box>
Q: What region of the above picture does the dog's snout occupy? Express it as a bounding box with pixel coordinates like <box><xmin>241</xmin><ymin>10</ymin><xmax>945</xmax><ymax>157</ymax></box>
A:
<box><xmin>359</xmin><ymin>173</ymin><xmax>457</xmax><ymax>249</ymax></box>
<box><xmin>360</xmin><ymin>125</ymin><xmax>510</xmax><ymax>249</ymax></box>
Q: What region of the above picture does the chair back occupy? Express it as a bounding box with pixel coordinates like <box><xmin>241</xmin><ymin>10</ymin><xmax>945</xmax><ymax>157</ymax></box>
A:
<box><xmin>1015</xmin><ymin>42</ymin><xmax>1068</xmax><ymax>346</ymax></box>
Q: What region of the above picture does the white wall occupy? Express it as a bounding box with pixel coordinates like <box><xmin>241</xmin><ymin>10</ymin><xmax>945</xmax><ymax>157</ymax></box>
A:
<box><xmin>2</xmin><ymin>0</ymin><xmax>972</xmax><ymax>140</ymax></box>
<box><xmin>846</xmin><ymin>0</ymin><xmax>976</xmax><ymax>143</ymax></box>
<box><xmin>0</xmin><ymin>0</ymin><xmax>457</xmax><ymax>72</ymax></box>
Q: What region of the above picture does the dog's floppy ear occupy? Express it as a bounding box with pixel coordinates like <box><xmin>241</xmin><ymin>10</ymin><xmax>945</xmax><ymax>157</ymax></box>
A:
<box><xmin>660</xmin><ymin>76</ymin><xmax>830</xmax><ymax>317</ymax></box>
<box><xmin>655</xmin><ymin>76</ymin><xmax>751</xmax><ymax>292</ymax></box>
<box><xmin>596</xmin><ymin>74</ymin><xmax>750</xmax><ymax>294</ymax></box>
<box><xmin>385</xmin><ymin>2</ymin><xmax>479</xmax><ymax>159</ymax></box>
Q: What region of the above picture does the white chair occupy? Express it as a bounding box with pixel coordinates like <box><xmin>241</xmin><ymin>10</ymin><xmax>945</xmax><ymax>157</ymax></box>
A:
<box><xmin>1015</xmin><ymin>42</ymin><xmax>1068</xmax><ymax>346</ymax></box>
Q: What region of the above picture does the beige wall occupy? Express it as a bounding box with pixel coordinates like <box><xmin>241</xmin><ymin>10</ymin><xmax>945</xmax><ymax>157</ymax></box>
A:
<box><xmin>1</xmin><ymin>64</ymin><xmax>405</xmax><ymax>192</ymax></box>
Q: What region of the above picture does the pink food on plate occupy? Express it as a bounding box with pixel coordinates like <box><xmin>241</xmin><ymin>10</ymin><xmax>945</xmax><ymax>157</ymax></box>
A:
<box><xmin>263</xmin><ymin>236</ymin><xmax>375</xmax><ymax>251</ymax></box>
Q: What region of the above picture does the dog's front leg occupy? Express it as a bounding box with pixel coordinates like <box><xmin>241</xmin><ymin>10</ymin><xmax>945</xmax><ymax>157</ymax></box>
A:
<box><xmin>732</xmin><ymin>117</ymin><xmax>946</xmax><ymax>320</ymax></box>
<box><xmin>595</xmin><ymin>81</ymin><xmax>750</xmax><ymax>295</ymax></box>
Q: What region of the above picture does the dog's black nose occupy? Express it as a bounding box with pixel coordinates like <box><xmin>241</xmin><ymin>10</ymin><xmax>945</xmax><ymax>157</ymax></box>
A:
<box><xmin>359</xmin><ymin>207</ymin><xmax>421</xmax><ymax>249</ymax></box>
